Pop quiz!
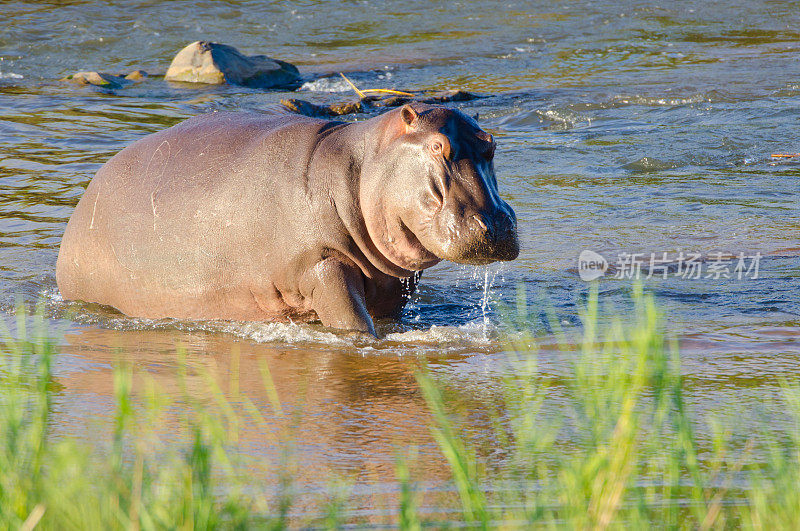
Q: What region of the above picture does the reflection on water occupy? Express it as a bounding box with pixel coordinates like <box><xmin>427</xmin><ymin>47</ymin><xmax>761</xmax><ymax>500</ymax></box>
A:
<box><xmin>1</xmin><ymin>0</ymin><xmax>800</xmax><ymax>520</ymax></box>
<box><xmin>54</xmin><ymin>326</ymin><xmax>466</xmax><ymax>521</ymax></box>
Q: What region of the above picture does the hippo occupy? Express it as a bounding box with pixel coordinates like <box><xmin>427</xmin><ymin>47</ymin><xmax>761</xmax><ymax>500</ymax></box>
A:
<box><xmin>56</xmin><ymin>104</ymin><xmax>519</xmax><ymax>336</ymax></box>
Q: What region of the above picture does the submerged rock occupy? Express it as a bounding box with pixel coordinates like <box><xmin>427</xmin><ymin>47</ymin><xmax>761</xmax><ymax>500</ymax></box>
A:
<box><xmin>280</xmin><ymin>98</ymin><xmax>334</xmax><ymax>117</ymax></box>
<box><xmin>421</xmin><ymin>89</ymin><xmax>477</xmax><ymax>103</ymax></box>
<box><xmin>367</xmin><ymin>95</ymin><xmax>411</xmax><ymax>107</ymax></box>
<box><xmin>165</xmin><ymin>41</ymin><xmax>300</xmax><ymax>88</ymax></box>
<box><xmin>124</xmin><ymin>70</ymin><xmax>148</xmax><ymax>81</ymax></box>
<box><xmin>62</xmin><ymin>70</ymin><xmax>148</xmax><ymax>89</ymax></box>
<box><xmin>623</xmin><ymin>156</ymin><xmax>680</xmax><ymax>173</ymax></box>
<box><xmin>328</xmin><ymin>99</ymin><xmax>363</xmax><ymax>115</ymax></box>
<box><xmin>281</xmin><ymin>88</ymin><xmax>480</xmax><ymax>118</ymax></box>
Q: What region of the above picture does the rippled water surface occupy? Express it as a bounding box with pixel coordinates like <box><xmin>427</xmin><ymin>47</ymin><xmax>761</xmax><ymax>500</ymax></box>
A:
<box><xmin>2</xmin><ymin>0</ymin><xmax>800</xmax><ymax>522</ymax></box>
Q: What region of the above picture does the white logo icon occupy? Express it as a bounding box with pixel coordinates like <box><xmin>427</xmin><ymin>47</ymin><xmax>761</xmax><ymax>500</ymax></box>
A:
<box><xmin>578</xmin><ymin>250</ymin><xmax>607</xmax><ymax>281</ymax></box>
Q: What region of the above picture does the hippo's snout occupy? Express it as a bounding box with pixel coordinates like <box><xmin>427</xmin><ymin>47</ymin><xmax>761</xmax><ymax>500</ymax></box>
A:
<box><xmin>448</xmin><ymin>203</ymin><xmax>519</xmax><ymax>265</ymax></box>
<box><xmin>481</xmin><ymin>205</ymin><xmax>519</xmax><ymax>261</ymax></box>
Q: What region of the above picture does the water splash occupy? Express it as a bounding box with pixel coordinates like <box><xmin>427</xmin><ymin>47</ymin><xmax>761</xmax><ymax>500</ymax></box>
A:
<box><xmin>39</xmin><ymin>284</ymin><xmax>505</xmax><ymax>355</ymax></box>
<box><xmin>383</xmin><ymin>319</ymin><xmax>495</xmax><ymax>346</ymax></box>
<box><xmin>480</xmin><ymin>268</ymin><xmax>492</xmax><ymax>340</ymax></box>
<box><xmin>220</xmin><ymin>320</ymin><xmax>347</xmax><ymax>345</ymax></box>
<box><xmin>466</xmin><ymin>264</ymin><xmax>502</xmax><ymax>341</ymax></box>
<box><xmin>299</xmin><ymin>76</ymin><xmax>352</xmax><ymax>92</ymax></box>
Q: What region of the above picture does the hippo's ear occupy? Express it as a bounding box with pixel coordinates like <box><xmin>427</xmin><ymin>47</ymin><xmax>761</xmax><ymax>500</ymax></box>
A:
<box><xmin>476</xmin><ymin>130</ymin><xmax>495</xmax><ymax>159</ymax></box>
<box><xmin>400</xmin><ymin>105</ymin><xmax>419</xmax><ymax>130</ymax></box>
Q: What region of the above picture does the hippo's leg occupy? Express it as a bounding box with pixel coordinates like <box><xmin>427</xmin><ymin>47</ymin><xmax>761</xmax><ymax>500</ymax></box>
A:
<box><xmin>300</xmin><ymin>258</ymin><xmax>376</xmax><ymax>336</ymax></box>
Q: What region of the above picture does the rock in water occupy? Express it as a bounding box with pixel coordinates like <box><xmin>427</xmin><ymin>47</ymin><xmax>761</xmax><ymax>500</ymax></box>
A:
<box><xmin>62</xmin><ymin>70</ymin><xmax>149</xmax><ymax>89</ymax></box>
<box><xmin>63</xmin><ymin>71</ymin><xmax>128</xmax><ymax>88</ymax></box>
<box><xmin>124</xmin><ymin>70</ymin><xmax>148</xmax><ymax>81</ymax></box>
<box><xmin>165</xmin><ymin>41</ymin><xmax>300</xmax><ymax>88</ymax></box>
<box><xmin>281</xmin><ymin>89</ymin><xmax>479</xmax><ymax>118</ymax></box>
<box><xmin>280</xmin><ymin>98</ymin><xmax>334</xmax><ymax>117</ymax></box>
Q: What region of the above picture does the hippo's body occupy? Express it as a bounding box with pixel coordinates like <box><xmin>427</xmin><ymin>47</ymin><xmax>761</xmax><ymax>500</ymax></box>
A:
<box><xmin>57</xmin><ymin>105</ymin><xmax>518</xmax><ymax>336</ymax></box>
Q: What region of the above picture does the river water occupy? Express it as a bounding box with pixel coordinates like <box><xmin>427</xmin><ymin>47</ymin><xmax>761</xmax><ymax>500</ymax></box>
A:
<box><xmin>1</xmin><ymin>0</ymin><xmax>800</xmax><ymax>523</ymax></box>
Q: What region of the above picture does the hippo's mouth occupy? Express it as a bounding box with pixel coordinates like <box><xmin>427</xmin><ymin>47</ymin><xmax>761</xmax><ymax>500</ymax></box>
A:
<box><xmin>390</xmin><ymin>218</ymin><xmax>441</xmax><ymax>271</ymax></box>
<box><xmin>409</xmin><ymin>207</ymin><xmax>520</xmax><ymax>266</ymax></box>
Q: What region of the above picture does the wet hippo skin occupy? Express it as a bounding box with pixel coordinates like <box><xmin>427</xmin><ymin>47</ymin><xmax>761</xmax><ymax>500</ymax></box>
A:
<box><xmin>56</xmin><ymin>104</ymin><xmax>519</xmax><ymax>336</ymax></box>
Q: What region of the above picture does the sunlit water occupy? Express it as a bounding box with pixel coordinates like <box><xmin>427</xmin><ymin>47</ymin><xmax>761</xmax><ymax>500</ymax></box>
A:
<box><xmin>2</xmin><ymin>0</ymin><xmax>800</xmax><ymax>521</ymax></box>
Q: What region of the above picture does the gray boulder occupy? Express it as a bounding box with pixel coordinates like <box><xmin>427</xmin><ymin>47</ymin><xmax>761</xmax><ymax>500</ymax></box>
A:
<box><xmin>165</xmin><ymin>41</ymin><xmax>300</xmax><ymax>88</ymax></box>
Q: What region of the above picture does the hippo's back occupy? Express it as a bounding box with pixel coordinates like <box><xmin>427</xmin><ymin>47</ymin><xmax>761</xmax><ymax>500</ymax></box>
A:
<box><xmin>56</xmin><ymin>111</ymin><xmax>329</xmax><ymax>319</ymax></box>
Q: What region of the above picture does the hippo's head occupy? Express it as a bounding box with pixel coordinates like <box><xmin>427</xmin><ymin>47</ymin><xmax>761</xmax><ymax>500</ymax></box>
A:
<box><xmin>361</xmin><ymin>104</ymin><xmax>519</xmax><ymax>271</ymax></box>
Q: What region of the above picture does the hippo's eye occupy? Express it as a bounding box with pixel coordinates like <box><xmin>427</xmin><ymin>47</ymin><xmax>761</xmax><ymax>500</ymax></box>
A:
<box><xmin>428</xmin><ymin>135</ymin><xmax>451</xmax><ymax>160</ymax></box>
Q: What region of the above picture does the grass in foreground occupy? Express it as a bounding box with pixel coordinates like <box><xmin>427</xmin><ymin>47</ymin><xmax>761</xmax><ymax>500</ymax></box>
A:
<box><xmin>2</xmin><ymin>288</ymin><xmax>800</xmax><ymax>529</ymax></box>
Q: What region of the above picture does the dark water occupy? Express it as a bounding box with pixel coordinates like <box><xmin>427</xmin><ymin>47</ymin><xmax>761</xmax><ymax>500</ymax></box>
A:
<box><xmin>2</xmin><ymin>0</ymin><xmax>800</xmax><ymax>521</ymax></box>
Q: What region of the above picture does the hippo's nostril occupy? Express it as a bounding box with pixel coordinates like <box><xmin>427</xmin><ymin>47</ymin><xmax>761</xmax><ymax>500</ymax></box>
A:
<box><xmin>498</xmin><ymin>213</ymin><xmax>516</xmax><ymax>235</ymax></box>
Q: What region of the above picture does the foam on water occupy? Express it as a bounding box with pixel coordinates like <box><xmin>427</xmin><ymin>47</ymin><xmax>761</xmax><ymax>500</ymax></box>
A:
<box><xmin>299</xmin><ymin>76</ymin><xmax>353</xmax><ymax>93</ymax></box>
<box><xmin>220</xmin><ymin>320</ymin><xmax>349</xmax><ymax>346</ymax></box>
<box><xmin>612</xmin><ymin>94</ymin><xmax>710</xmax><ymax>106</ymax></box>
<box><xmin>38</xmin><ymin>283</ymin><xmax>508</xmax><ymax>355</ymax></box>
<box><xmin>0</xmin><ymin>71</ymin><xmax>23</xmax><ymax>80</ymax></box>
<box><xmin>384</xmin><ymin>319</ymin><xmax>496</xmax><ymax>345</ymax></box>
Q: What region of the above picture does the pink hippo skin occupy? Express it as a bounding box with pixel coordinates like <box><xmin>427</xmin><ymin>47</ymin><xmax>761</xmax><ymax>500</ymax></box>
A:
<box><xmin>56</xmin><ymin>104</ymin><xmax>519</xmax><ymax>336</ymax></box>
